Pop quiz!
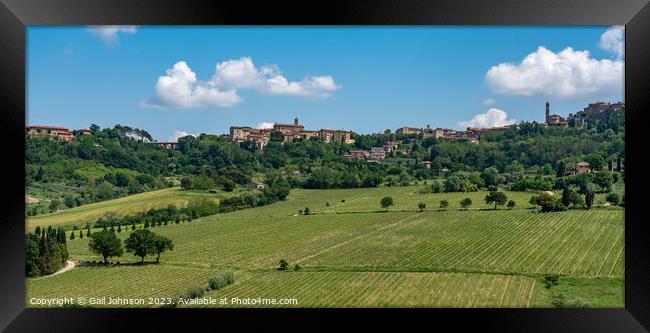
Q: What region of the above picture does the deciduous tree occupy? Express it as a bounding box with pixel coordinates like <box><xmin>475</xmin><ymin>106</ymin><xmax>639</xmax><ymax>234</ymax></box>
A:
<box><xmin>88</xmin><ymin>230</ymin><xmax>123</xmax><ymax>264</ymax></box>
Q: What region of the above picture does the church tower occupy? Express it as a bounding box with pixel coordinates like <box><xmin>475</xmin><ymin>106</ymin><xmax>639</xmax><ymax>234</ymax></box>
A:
<box><xmin>545</xmin><ymin>101</ymin><xmax>550</xmax><ymax>124</ymax></box>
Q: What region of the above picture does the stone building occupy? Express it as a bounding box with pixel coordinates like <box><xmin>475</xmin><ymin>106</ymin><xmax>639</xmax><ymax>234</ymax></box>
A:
<box><xmin>26</xmin><ymin>125</ymin><xmax>73</xmax><ymax>142</ymax></box>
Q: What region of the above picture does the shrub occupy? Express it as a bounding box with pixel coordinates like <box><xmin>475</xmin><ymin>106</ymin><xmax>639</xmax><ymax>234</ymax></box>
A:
<box><xmin>507</xmin><ymin>200</ymin><xmax>516</xmax><ymax>209</ymax></box>
<box><xmin>304</xmin><ymin>207</ymin><xmax>310</xmax><ymax>215</ymax></box>
<box><xmin>430</xmin><ymin>181</ymin><xmax>442</xmax><ymax>193</ymax></box>
<box><xmin>543</xmin><ymin>274</ymin><xmax>560</xmax><ymax>289</ymax></box>
<box><xmin>209</xmin><ymin>276</ymin><xmax>227</xmax><ymax>290</ymax></box>
<box><xmin>278</xmin><ymin>259</ymin><xmax>289</xmax><ymax>271</ymax></box>
<box><xmin>605</xmin><ymin>192</ymin><xmax>621</xmax><ymax>205</ymax></box>
<box><xmin>179</xmin><ymin>285</ymin><xmax>205</xmax><ymax>300</ymax></box>
<box><xmin>417</xmin><ymin>202</ymin><xmax>426</xmax><ymax>211</ymax></box>
<box><xmin>460</xmin><ymin>198</ymin><xmax>472</xmax><ymax>209</ymax></box>
<box><xmin>551</xmin><ymin>294</ymin><xmax>591</xmax><ymax>308</ymax></box>
<box><xmin>222</xmin><ymin>270</ymin><xmax>235</xmax><ymax>285</ymax></box>
<box><xmin>530</xmin><ymin>192</ymin><xmax>564</xmax><ymax>212</ymax></box>
<box><xmin>208</xmin><ymin>270</ymin><xmax>235</xmax><ymax>290</ymax></box>
<box><xmin>444</xmin><ymin>175</ymin><xmax>463</xmax><ymax>192</ymax></box>
<box><xmin>439</xmin><ymin>200</ymin><xmax>449</xmax><ymax>209</ymax></box>
<box><xmin>294</xmin><ymin>264</ymin><xmax>302</xmax><ymax>271</ymax></box>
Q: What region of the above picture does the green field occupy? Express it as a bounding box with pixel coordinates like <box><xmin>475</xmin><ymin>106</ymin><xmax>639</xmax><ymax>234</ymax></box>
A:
<box><xmin>26</xmin><ymin>185</ymin><xmax>624</xmax><ymax>308</ymax></box>
<box><xmin>26</xmin><ymin>187</ymin><xmax>234</xmax><ymax>231</ymax></box>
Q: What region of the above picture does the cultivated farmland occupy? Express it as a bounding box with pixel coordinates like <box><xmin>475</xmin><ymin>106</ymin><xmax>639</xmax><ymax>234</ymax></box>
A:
<box><xmin>26</xmin><ymin>187</ymin><xmax>233</xmax><ymax>231</ymax></box>
<box><xmin>26</xmin><ymin>185</ymin><xmax>624</xmax><ymax>308</ymax></box>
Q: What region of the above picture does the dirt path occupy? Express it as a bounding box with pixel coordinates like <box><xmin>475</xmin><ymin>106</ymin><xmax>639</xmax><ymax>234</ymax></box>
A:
<box><xmin>45</xmin><ymin>260</ymin><xmax>75</xmax><ymax>278</ymax></box>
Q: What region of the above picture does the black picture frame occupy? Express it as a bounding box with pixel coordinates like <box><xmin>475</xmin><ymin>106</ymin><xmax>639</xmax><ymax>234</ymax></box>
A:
<box><xmin>1</xmin><ymin>0</ymin><xmax>649</xmax><ymax>331</ymax></box>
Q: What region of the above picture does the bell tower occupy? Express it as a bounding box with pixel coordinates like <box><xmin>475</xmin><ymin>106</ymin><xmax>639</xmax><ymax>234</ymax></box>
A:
<box><xmin>545</xmin><ymin>101</ymin><xmax>550</xmax><ymax>124</ymax></box>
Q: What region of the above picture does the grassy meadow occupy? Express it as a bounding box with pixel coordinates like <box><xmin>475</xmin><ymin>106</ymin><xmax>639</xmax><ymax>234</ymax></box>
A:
<box><xmin>26</xmin><ymin>187</ymin><xmax>236</xmax><ymax>231</ymax></box>
<box><xmin>26</xmin><ymin>185</ymin><xmax>624</xmax><ymax>308</ymax></box>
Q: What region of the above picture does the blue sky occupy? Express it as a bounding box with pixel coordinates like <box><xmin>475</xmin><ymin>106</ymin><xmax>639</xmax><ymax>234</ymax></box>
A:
<box><xmin>27</xmin><ymin>26</ymin><xmax>624</xmax><ymax>142</ymax></box>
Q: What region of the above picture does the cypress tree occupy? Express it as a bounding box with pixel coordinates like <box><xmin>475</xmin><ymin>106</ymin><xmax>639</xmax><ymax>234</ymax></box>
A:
<box><xmin>144</xmin><ymin>220</ymin><xmax>150</xmax><ymax>228</ymax></box>
<box><xmin>561</xmin><ymin>186</ymin><xmax>571</xmax><ymax>207</ymax></box>
<box><xmin>35</xmin><ymin>226</ymin><xmax>41</xmax><ymax>235</ymax></box>
<box><xmin>70</xmin><ymin>231</ymin><xmax>75</xmax><ymax>240</ymax></box>
<box><xmin>35</xmin><ymin>166</ymin><xmax>44</xmax><ymax>181</ymax></box>
<box><xmin>585</xmin><ymin>190</ymin><xmax>595</xmax><ymax>209</ymax></box>
<box><xmin>131</xmin><ymin>224</ymin><xmax>136</xmax><ymax>231</ymax></box>
<box><xmin>79</xmin><ymin>230</ymin><xmax>84</xmax><ymax>239</ymax></box>
<box><xmin>39</xmin><ymin>236</ymin><xmax>48</xmax><ymax>256</ymax></box>
<box><xmin>556</xmin><ymin>161</ymin><xmax>566</xmax><ymax>178</ymax></box>
<box><xmin>117</xmin><ymin>225</ymin><xmax>122</xmax><ymax>233</ymax></box>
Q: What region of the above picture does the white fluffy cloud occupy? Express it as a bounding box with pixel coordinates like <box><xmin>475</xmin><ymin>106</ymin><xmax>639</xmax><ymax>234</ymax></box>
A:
<box><xmin>485</xmin><ymin>46</ymin><xmax>623</xmax><ymax>99</ymax></box>
<box><xmin>266</xmin><ymin>74</ymin><xmax>340</xmax><ymax>97</ymax></box>
<box><xmin>211</xmin><ymin>57</ymin><xmax>341</xmax><ymax>97</ymax></box>
<box><xmin>457</xmin><ymin>108</ymin><xmax>516</xmax><ymax>129</ymax></box>
<box><xmin>168</xmin><ymin>130</ymin><xmax>196</xmax><ymax>142</ymax></box>
<box><xmin>87</xmin><ymin>25</ymin><xmax>138</xmax><ymax>45</ymax></box>
<box><xmin>599</xmin><ymin>26</ymin><xmax>624</xmax><ymax>59</ymax></box>
<box><xmin>257</xmin><ymin>122</ymin><xmax>274</xmax><ymax>129</ymax></box>
<box><xmin>143</xmin><ymin>57</ymin><xmax>341</xmax><ymax>109</ymax></box>
<box><xmin>142</xmin><ymin>61</ymin><xmax>241</xmax><ymax>108</ymax></box>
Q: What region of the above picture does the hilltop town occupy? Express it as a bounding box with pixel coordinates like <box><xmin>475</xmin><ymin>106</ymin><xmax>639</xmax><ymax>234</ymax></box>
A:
<box><xmin>26</xmin><ymin>100</ymin><xmax>624</xmax><ymax>156</ymax></box>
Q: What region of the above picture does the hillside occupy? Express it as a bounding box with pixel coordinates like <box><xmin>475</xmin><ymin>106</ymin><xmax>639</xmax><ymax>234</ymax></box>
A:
<box><xmin>26</xmin><ymin>187</ymin><xmax>237</xmax><ymax>231</ymax></box>
<box><xmin>27</xmin><ymin>186</ymin><xmax>623</xmax><ymax>308</ymax></box>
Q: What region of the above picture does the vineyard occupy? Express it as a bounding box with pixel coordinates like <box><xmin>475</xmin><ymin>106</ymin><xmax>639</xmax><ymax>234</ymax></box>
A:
<box><xmin>26</xmin><ymin>185</ymin><xmax>624</xmax><ymax>308</ymax></box>
<box><xmin>187</xmin><ymin>271</ymin><xmax>541</xmax><ymax>308</ymax></box>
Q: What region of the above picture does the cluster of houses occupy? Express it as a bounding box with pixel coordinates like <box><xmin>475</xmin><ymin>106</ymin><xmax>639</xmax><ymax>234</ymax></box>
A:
<box><xmin>395</xmin><ymin>124</ymin><xmax>514</xmax><ymax>143</ymax></box>
<box><xmin>344</xmin><ymin>141</ymin><xmax>400</xmax><ymax>161</ymax></box>
<box><xmin>545</xmin><ymin>101</ymin><xmax>625</xmax><ymax>127</ymax></box>
<box><xmin>25</xmin><ymin>125</ymin><xmax>91</xmax><ymax>142</ymax></box>
<box><xmin>230</xmin><ymin>117</ymin><xmax>353</xmax><ymax>149</ymax></box>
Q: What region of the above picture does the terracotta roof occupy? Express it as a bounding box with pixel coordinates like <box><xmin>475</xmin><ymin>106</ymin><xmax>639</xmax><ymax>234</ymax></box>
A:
<box><xmin>27</xmin><ymin>125</ymin><xmax>70</xmax><ymax>131</ymax></box>
<box><xmin>320</xmin><ymin>129</ymin><xmax>349</xmax><ymax>132</ymax></box>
